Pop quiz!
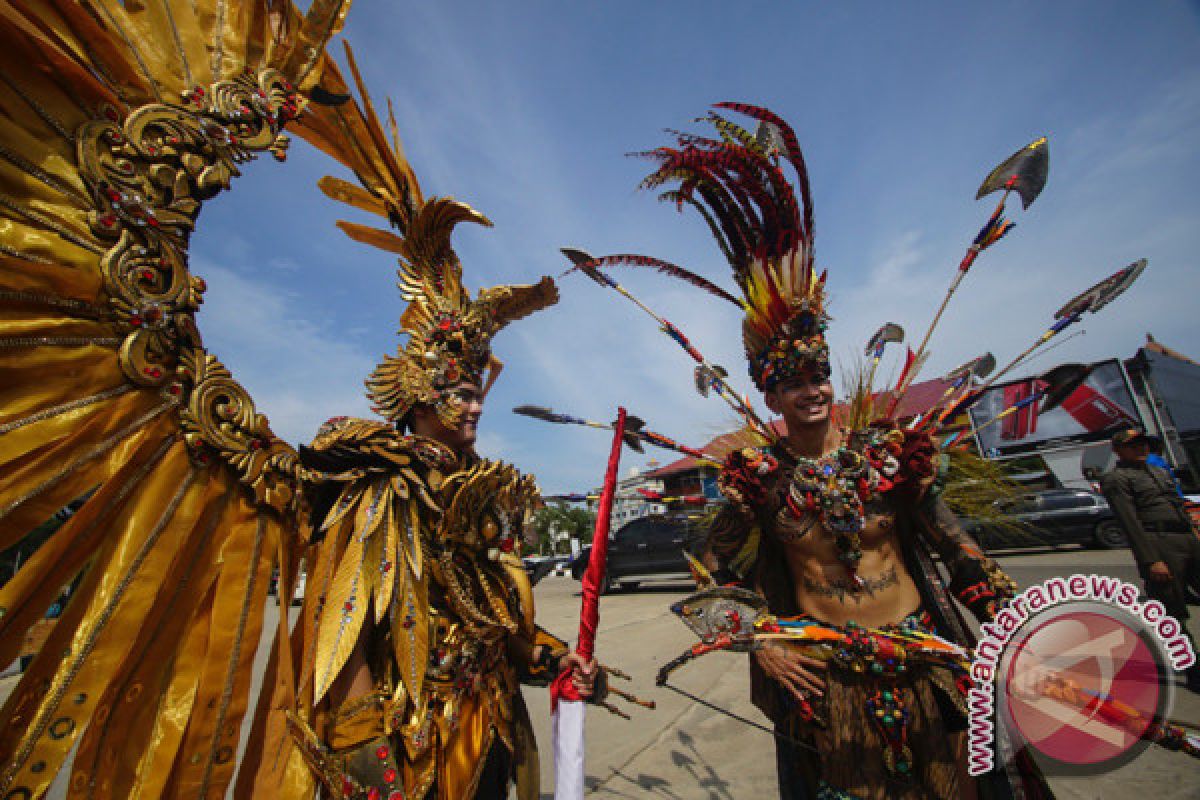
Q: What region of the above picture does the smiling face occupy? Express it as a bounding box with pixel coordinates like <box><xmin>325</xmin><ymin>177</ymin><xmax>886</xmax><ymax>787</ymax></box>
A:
<box><xmin>764</xmin><ymin>369</ymin><xmax>834</xmax><ymax>430</ymax></box>
<box><xmin>410</xmin><ymin>380</ymin><xmax>484</xmax><ymax>454</ymax></box>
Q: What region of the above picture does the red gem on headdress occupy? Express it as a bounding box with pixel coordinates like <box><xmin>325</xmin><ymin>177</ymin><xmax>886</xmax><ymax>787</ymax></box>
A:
<box><xmin>383</xmin><ymin>768</ymin><xmax>397</xmax><ymax>783</ymax></box>
<box><xmin>366</xmin><ymin>789</ymin><xmax>381</xmax><ymax>800</ymax></box>
<box><xmin>376</xmin><ymin>745</ymin><xmax>390</xmax><ymax>760</ymax></box>
<box><xmin>388</xmin><ymin>792</ymin><xmax>404</xmax><ymax>800</ymax></box>
<box><xmin>499</xmin><ymin>537</ymin><xmax>514</xmax><ymax>553</ymax></box>
<box><xmin>342</xmin><ymin>776</ymin><xmax>355</xmax><ymax>796</ymax></box>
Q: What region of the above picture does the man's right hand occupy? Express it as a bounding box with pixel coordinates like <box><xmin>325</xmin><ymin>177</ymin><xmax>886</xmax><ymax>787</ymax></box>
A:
<box><xmin>753</xmin><ymin>641</ymin><xmax>826</xmax><ymax>700</ymax></box>
<box><xmin>1148</xmin><ymin>561</ymin><xmax>1173</xmax><ymax>582</ymax></box>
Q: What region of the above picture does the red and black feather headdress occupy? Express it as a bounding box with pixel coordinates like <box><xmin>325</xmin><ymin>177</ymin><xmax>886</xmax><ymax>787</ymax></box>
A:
<box><xmin>638</xmin><ymin>103</ymin><xmax>828</xmax><ymax>390</ymax></box>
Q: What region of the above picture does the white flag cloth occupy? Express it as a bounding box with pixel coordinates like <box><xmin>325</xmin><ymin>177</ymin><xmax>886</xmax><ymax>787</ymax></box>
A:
<box><xmin>552</xmin><ymin>700</ymin><xmax>586</xmax><ymax>799</ymax></box>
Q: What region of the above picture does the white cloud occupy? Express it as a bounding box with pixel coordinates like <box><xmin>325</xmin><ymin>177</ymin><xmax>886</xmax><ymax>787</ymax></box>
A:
<box><xmin>194</xmin><ymin>260</ymin><xmax>377</xmax><ymax>446</ymax></box>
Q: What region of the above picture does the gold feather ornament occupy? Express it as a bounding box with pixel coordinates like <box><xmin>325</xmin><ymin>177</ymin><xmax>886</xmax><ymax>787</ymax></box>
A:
<box><xmin>0</xmin><ymin>2</ymin><xmax>561</xmax><ymax>798</ymax></box>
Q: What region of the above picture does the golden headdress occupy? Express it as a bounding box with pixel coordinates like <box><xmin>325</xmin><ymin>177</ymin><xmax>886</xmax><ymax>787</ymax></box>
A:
<box><xmin>312</xmin><ymin>47</ymin><xmax>558</xmax><ymax>429</ymax></box>
<box><xmin>639</xmin><ymin>102</ymin><xmax>829</xmax><ymax>391</ymax></box>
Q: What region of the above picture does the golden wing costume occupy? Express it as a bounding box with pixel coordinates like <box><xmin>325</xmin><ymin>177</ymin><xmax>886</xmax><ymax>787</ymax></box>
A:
<box><xmin>0</xmin><ymin>2</ymin><xmax>561</xmax><ymax>798</ymax></box>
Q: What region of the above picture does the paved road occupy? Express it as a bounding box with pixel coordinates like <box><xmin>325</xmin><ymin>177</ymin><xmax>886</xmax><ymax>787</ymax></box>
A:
<box><xmin>520</xmin><ymin>548</ymin><xmax>1200</xmax><ymax>800</ymax></box>
<box><xmin>4</xmin><ymin>548</ymin><xmax>1199</xmax><ymax>798</ymax></box>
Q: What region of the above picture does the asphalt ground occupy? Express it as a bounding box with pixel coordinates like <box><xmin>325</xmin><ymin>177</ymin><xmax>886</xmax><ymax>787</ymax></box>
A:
<box><xmin>3</xmin><ymin>548</ymin><xmax>1199</xmax><ymax>798</ymax></box>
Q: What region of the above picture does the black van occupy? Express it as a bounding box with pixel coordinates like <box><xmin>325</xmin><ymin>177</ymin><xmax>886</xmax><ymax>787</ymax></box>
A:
<box><xmin>570</xmin><ymin>514</ymin><xmax>705</xmax><ymax>593</ymax></box>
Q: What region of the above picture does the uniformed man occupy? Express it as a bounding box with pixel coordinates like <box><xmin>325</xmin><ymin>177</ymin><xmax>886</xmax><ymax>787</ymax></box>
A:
<box><xmin>1100</xmin><ymin>428</ymin><xmax>1200</xmax><ymax>691</ymax></box>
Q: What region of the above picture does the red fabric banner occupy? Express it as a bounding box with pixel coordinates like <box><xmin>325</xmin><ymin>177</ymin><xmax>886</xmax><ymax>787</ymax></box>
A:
<box><xmin>551</xmin><ymin>407</ymin><xmax>626</xmax><ymax>707</ymax></box>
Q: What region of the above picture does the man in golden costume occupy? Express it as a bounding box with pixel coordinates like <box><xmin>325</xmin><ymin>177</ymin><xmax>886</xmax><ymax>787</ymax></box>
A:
<box><xmin>0</xmin><ymin>2</ymin><xmax>597</xmax><ymax>798</ymax></box>
<box><xmin>285</xmin><ymin>208</ymin><xmax>599</xmax><ymax>798</ymax></box>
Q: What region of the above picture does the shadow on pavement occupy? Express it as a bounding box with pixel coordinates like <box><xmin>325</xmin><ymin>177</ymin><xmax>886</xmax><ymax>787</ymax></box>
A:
<box><xmin>670</xmin><ymin>728</ymin><xmax>735</xmax><ymax>799</ymax></box>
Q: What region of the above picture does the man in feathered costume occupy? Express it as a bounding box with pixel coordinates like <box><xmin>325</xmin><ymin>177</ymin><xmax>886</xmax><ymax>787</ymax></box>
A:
<box><xmin>581</xmin><ymin>104</ymin><xmax>1051</xmax><ymax>799</ymax></box>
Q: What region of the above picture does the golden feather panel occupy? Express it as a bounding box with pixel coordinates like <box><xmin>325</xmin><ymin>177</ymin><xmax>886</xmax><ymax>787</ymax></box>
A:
<box><xmin>0</xmin><ymin>1</ymin><xmax>356</xmax><ymax>797</ymax></box>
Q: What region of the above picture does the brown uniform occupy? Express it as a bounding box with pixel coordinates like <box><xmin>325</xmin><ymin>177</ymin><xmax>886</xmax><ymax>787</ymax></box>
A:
<box><xmin>1100</xmin><ymin>459</ymin><xmax>1200</xmax><ymax>624</ymax></box>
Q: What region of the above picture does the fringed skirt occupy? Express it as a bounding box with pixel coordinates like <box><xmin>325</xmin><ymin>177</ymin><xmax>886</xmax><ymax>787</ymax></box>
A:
<box><xmin>771</xmin><ymin>611</ymin><xmax>972</xmax><ymax>800</ymax></box>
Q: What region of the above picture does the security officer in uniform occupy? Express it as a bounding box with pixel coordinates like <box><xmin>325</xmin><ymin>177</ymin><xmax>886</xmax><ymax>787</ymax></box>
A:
<box><xmin>1100</xmin><ymin>428</ymin><xmax>1200</xmax><ymax>691</ymax></box>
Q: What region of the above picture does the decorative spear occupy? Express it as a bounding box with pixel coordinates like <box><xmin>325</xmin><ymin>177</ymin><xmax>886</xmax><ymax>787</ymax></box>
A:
<box><xmin>864</xmin><ymin>322</ymin><xmax>905</xmax><ymax>395</ymax></box>
<box><xmin>551</xmin><ymin>409</ymin><xmax>654</xmax><ymax>799</ymax></box>
<box><xmin>942</xmin><ymin>259</ymin><xmax>1148</xmax><ymax>422</ymax></box>
<box><xmin>542</xmin><ymin>493</ymin><xmax>599</xmax><ymax>504</ymax></box>
<box><xmin>560</xmin><ymin>247</ymin><xmax>772</xmax><ymax>439</ymax></box>
<box><xmin>892</xmin><ymin>136</ymin><xmax>1049</xmax><ymax>406</ymax></box>
<box><xmin>964</xmin><ymin>363</ymin><xmax>1094</xmax><ymax>442</ymax></box>
<box><xmin>986</xmin><ymin>258</ymin><xmax>1147</xmax><ymax>389</ymax></box>
<box><xmin>636</xmin><ymin>488</ymin><xmax>709</xmax><ymax>506</ymax></box>
<box><xmin>901</xmin><ymin>353</ymin><xmax>997</xmax><ymax>432</ymax></box>
<box><xmin>513</xmin><ymin>404</ymin><xmax>717</xmax><ymax>463</ymax></box>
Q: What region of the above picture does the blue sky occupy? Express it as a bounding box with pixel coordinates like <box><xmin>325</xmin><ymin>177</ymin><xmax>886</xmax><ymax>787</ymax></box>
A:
<box><xmin>193</xmin><ymin>1</ymin><xmax>1200</xmax><ymax>492</ymax></box>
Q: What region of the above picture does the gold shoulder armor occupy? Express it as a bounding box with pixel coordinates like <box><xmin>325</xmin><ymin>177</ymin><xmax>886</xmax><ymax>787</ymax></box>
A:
<box><xmin>438</xmin><ymin>459</ymin><xmax>540</xmax><ymax>553</ymax></box>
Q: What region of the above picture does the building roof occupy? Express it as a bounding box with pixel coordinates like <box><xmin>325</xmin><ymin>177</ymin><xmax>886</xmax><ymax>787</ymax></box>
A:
<box><xmin>1144</xmin><ymin>333</ymin><xmax>1197</xmax><ymax>366</ymax></box>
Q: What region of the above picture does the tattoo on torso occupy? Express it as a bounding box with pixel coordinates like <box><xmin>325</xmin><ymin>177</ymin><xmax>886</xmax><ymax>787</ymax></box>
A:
<box><xmin>801</xmin><ymin>565</ymin><xmax>899</xmax><ymax>604</ymax></box>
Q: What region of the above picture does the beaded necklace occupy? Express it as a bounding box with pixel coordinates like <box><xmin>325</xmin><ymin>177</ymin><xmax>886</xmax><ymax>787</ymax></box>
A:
<box><xmin>784</xmin><ymin>427</ymin><xmax>903</xmax><ymax>586</ymax></box>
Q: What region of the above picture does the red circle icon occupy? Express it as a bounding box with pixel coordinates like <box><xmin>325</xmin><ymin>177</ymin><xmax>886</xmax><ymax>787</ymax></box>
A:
<box><xmin>1003</xmin><ymin>609</ymin><xmax>1166</xmax><ymax>770</ymax></box>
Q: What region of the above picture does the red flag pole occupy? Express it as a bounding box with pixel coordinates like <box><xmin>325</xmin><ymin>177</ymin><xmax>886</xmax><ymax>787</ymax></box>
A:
<box><xmin>551</xmin><ymin>409</ymin><xmax>627</xmax><ymax>799</ymax></box>
<box><xmin>576</xmin><ymin>407</ymin><xmax>626</xmax><ymax>662</ymax></box>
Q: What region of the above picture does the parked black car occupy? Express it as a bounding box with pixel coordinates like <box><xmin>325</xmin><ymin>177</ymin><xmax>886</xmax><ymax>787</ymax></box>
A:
<box><xmin>963</xmin><ymin>489</ymin><xmax>1127</xmax><ymax>551</ymax></box>
<box><xmin>570</xmin><ymin>514</ymin><xmax>705</xmax><ymax>592</ymax></box>
<box><xmin>522</xmin><ymin>555</ymin><xmax>570</xmax><ymax>585</ymax></box>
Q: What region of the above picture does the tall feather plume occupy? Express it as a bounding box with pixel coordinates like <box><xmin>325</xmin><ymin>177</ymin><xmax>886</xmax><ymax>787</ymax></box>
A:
<box><xmin>636</xmin><ymin>103</ymin><xmax>821</xmax><ymax>364</ymax></box>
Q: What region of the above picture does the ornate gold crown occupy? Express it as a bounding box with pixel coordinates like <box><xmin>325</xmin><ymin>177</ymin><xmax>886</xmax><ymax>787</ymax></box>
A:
<box><xmin>364</xmin><ymin>202</ymin><xmax>558</xmax><ymax>428</ymax></box>
<box><xmin>313</xmin><ymin>47</ymin><xmax>558</xmax><ymax>429</ymax></box>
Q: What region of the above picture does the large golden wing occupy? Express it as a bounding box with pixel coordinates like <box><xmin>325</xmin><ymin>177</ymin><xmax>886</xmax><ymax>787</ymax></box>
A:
<box><xmin>0</xmin><ymin>2</ymin><xmax>352</xmax><ymax>798</ymax></box>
